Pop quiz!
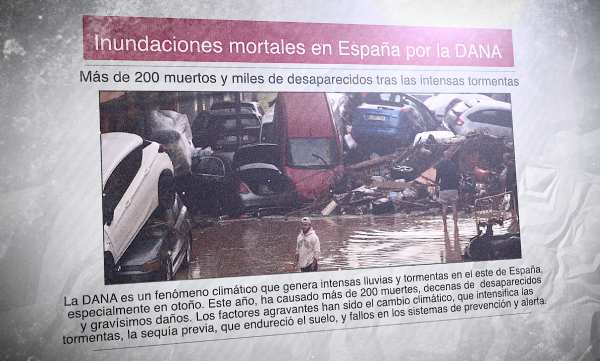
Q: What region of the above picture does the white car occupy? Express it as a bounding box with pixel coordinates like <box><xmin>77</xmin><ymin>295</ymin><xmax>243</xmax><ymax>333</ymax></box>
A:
<box><xmin>424</xmin><ymin>93</ymin><xmax>492</xmax><ymax>123</ymax></box>
<box><xmin>444</xmin><ymin>98</ymin><xmax>513</xmax><ymax>138</ymax></box>
<box><xmin>101</xmin><ymin>132</ymin><xmax>175</xmax><ymax>283</ymax></box>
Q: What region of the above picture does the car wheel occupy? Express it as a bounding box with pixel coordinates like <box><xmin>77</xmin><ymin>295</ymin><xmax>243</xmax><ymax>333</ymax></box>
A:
<box><xmin>161</xmin><ymin>256</ymin><xmax>174</xmax><ymax>281</ymax></box>
<box><xmin>158</xmin><ymin>171</ymin><xmax>176</xmax><ymax>210</ymax></box>
<box><xmin>104</xmin><ymin>253</ymin><xmax>115</xmax><ymax>285</ymax></box>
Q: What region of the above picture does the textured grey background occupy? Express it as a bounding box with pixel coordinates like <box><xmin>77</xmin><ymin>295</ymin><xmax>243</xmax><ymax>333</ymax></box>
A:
<box><xmin>1</xmin><ymin>0</ymin><xmax>599</xmax><ymax>360</ymax></box>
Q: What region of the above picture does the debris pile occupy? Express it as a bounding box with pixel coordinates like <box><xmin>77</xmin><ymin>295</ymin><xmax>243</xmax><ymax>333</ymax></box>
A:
<box><xmin>312</xmin><ymin>133</ymin><xmax>516</xmax><ymax>217</ymax></box>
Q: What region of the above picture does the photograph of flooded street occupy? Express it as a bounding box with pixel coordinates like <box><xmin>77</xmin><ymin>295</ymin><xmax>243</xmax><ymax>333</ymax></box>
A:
<box><xmin>99</xmin><ymin>90</ymin><xmax>520</xmax><ymax>284</ymax></box>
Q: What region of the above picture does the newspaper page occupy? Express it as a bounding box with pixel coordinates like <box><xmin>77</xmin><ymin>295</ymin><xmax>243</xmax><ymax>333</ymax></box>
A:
<box><xmin>1</xmin><ymin>1</ymin><xmax>599</xmax><ymax>360</ymax></box>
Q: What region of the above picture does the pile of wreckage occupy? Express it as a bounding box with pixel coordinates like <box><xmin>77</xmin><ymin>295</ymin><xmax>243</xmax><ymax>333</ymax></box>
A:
<box><xmin>301</xmin><ymin>130</ymin><xmax>522</xmax><ymax>262</ymax></box>
<box><xmin>309</xmin><ymin>132</ymin><xmax>515</xmax><ymax>218</ymax></box>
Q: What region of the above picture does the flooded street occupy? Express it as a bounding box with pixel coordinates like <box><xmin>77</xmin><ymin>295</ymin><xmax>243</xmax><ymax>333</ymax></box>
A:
<box><xmin>180</xmin><ymin>213</ymin><xmax>494</xmax><ymax>280</ymax></box>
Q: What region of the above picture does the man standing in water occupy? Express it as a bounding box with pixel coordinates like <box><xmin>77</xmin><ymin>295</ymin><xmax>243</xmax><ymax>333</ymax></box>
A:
<box><xmin>436</xmin><ymin>149</ymin><xmax>460</xmax><ymax>240</ymax></box>
<box><xmin>295</xmin><ymin>217</ymin><xmax>321</xmax><ymax>272</ymax></box>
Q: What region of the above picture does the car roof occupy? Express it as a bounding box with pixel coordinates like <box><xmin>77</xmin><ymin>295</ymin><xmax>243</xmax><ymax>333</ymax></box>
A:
<box><xmin>101</xmin><ymin>132</ymin><xmax>143</xmax><ymax>185</ymax></box>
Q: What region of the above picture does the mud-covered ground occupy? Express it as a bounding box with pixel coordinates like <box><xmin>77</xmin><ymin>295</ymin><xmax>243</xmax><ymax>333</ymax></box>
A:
<box><xmin>176</xmin><ymin>213</ymin><xmax>506</xmax><ymax>280</ymax></box>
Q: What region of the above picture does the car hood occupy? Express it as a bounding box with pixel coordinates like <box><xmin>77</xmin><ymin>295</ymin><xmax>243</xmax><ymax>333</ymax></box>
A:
<box><xmin>233</xmin><ymin>143</ymin><xmax>280</xmax><ymax>169</ymax></box>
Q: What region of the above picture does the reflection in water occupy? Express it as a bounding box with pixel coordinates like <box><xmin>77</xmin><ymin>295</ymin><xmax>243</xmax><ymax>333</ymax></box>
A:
<box><xmin>184</xmin><ymin>214</ymin><xmax>492</xmax><ymax>279</ymax></box>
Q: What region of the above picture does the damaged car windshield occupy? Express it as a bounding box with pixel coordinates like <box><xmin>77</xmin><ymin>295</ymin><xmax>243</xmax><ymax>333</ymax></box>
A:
<box><xmin>288</xmin><ymin>138</ymin><xmax>337</xmax><ymax>168</ymax></box>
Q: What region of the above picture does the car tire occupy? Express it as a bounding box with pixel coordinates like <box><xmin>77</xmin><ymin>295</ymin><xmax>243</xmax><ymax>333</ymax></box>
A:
<box><xmin>161</xmin><ymin>256</ymin><xmax>174</xmax><ymax>281</ymax></box>
<box><xmin>104</xmin><ymin>253</ymin><xmax>115</xmax><ymax>285</ymax></box>
<box><xmin>158</xmin><ymin>171</ymin><xmax>176</xmax><ymax>211</ymax></box>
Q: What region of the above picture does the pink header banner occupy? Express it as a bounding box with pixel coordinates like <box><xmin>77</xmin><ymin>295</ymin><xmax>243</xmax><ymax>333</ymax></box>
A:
<box><xmin>83</xmin><ymin>16</ymin><xmax>514</xmax><ymax>67</ymax></box>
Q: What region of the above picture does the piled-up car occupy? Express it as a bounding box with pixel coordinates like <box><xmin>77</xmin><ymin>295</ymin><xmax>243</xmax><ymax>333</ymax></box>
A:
<box><xmin>444</xmin><ymin>98</ymin><xmax>513</xmax><ymax>138</ymax></box>
<box><xmin>101</xmin><ymin>132</ymin><xmax>180</xmax><ymax>283</ymax></box>
<box><xmin>350</xmin><ymin>93</ymin><xmax>439</xmax><ymax>156</ymax></box>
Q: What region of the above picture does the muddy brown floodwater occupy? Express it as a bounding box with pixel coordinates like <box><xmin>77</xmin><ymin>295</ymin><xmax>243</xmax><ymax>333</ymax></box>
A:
<box><xmin>179</xmin><ymin>214</ymin><xmax>500</xmax><ymax>280</ymax></box>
